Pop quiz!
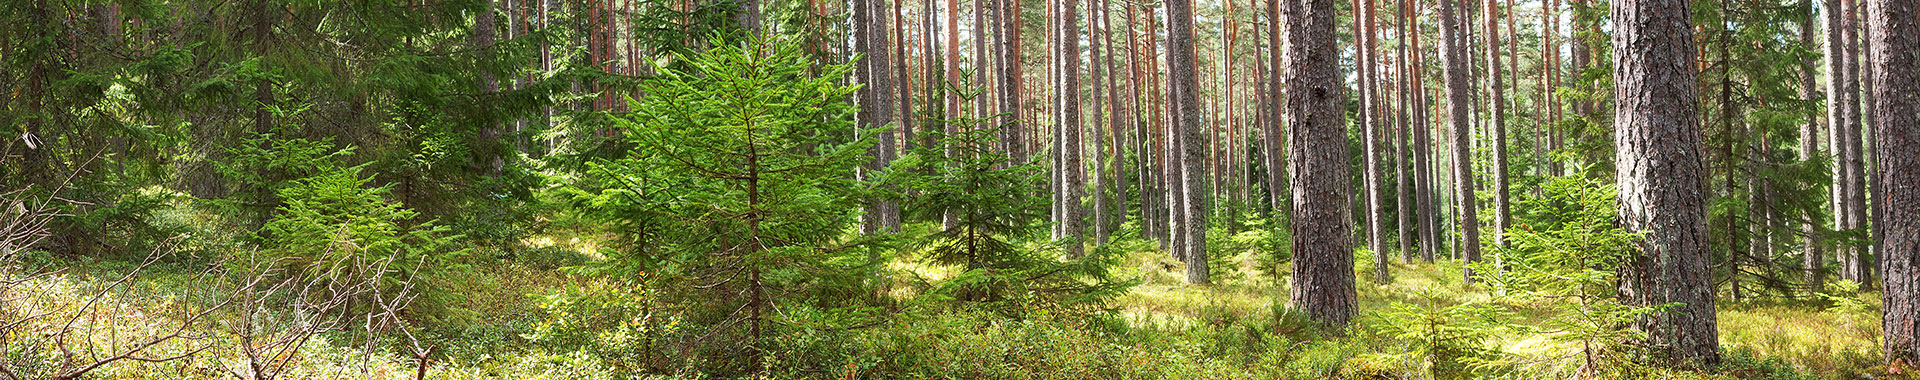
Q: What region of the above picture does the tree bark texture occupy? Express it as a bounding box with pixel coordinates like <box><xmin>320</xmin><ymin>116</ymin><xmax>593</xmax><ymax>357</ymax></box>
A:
<box><xmin>1285</xmin><ymin>0</ymin><xmax>1356</xmax><ymax>327</ymax></box>
<box><xmin>1610</xmin><ymin>0</ymin><xmax>1721</xmax><ymax>367</ymax></box>
<box><xmin>1361</xmin><ymin>0</ymin><xmax>1389</xmax><ymax>285</ymax></box>
<box><xmin>1168</xmin><ymin>0</ymin><xmax>1210</xmax><ymax>283</ymax></box>
<box><xmin>1865</xmin><ymin>0</ymin><xmax>1918</xmax><ymax>365</ymax></box>
<box><xmin>1438</xmin><ymin>0</ymin><xmax>1481</xmax><ymax>281</ymax></box>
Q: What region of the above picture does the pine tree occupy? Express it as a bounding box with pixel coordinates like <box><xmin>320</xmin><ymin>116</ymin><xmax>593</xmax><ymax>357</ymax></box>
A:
<box><xmin>1168</xmin><ymin>0</ymin><xmax>1209</xmax><ymax>283</ymax></box>
<box><xmin>1053</xmin><ymin>0</ymin><xmax>1088</xmax><ymax>257</ymax></box>
<box><xmin>1610</xmin><ymin>0</ymin><xmax>1721</xmax><ymax>367</ymax></box>
<box><xmin>1864</xmin><ymin>0</ymin><xmax>1918</xmax><ymax>365</ymax></box>
<box><xmin>1438</xmin><ymin>0</ymin><xmax>1482</xmax><ymax>281</ymax></box>
<box><xmin>1284</xmin><ymin>0</ymin><xmax>1356</xmax><ymax>327</ymax></box>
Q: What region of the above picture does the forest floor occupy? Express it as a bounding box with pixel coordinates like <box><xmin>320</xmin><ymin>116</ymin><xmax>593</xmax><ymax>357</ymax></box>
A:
<box><xmin>1108</xmin><ymin>238</ymin><xmax>1886</xmax><ymax>379</ymax></box>
<box><xmin>5</xmin><ymin>227</ymin><xmax>1889</xmax><ymax>379</ymax></box>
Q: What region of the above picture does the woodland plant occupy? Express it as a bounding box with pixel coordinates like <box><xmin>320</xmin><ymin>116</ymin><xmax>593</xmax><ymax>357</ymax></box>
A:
<box><xmin>230</xmin><ymin>134</ymin><xmax>465</xmax><ymax>315</ymax></box>
<box><xmin>563</xmin><ymin>35</ymin><xmax>875</xmax><ymax>376</ymax></box>
<box><xmin>892</xmin><ymin>83</ymin><xmax>1131</xmax><ymax>318</ymax></box>
<box><xmin>1365</xmin><ymin>290</ymin><xmax>1507</xmax><ymax>379</ymax></box>
<box><xmin>1480</xmin><ymin>177</ymin><xmax>1665</xmax><ymax>377</ymax></box>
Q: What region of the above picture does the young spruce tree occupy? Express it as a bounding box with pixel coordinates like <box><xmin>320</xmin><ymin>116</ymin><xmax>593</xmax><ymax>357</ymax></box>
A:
<box><xmin>573</xmin><ymin>36</ymin><xmax>870</xmax><ymax>375</ymax></box>
<box><xmin>895</xmin><ymin>82</ymin><xmax>1128</xmax><ymax>317</ymax></box>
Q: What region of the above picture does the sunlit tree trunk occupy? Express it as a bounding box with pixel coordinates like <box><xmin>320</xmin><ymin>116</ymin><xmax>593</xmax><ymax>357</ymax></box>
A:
<box><xmin>854</xmin><ymin>0</ymin><xmax>897</xmax><ymax>237</ymax></box>
<box><xmin>1483</xmin><ymin>0</ymin><xmax>1508</xmax><ymax>255</ymax></box>
<box><xmin>1100</xmin><ymin>0</ymin><xmax>1132</xmax><ymax>238</ymax></box>
<box><xmin>1395</xmin><ymin>0</ymin><xmax>1414</xmax><ymax>263</ymax></box>
<box><xmin>1168</xmin><ymin>0</ymin><xmax>1209</xmax><ymax>283</ymax></box>
<box><xmin>1090</xmin><ymin>0</ymin><xmax>1114</xmax><ymax>245</ymax></box>
<box><xmin>1865</xmin><ymin>0</ymin><xmax>1917</xmax><ymax>365</ymax></box>
<box><xmin>1284</xmin><ymin>0</ymin><xmax>1355</xmax><ymax>326</ymax></box>
<box><xmin>1610</xmin><ymin>0</ymin><xmax>1721</xmax><ymax>367</ymax></box>
<box><xmin>1055</xmin><ymin>0</ymin><xmax>1088</xmax><ymax>257</ymax></box>
<box><xmin>1264</xmin><ymin>0</ymin><xmax>1288</xmax><ymax>224</ymax></box>
<box><xmin>1438</xmin><ymin>0</ymin><xmax>1481</xmax><ymax>281</ymax></box>
<box><xmin>1797</xmin><ymin>0</ymin><xmax>1825</xmax><ymax>294</ymax></box>
<box><xmin>1413</xmin><ymin>0</ymin><xmax>1438</xmax><ymax>263</ymax></box>
<box><xmin>1361</xmin><ymin>0</ymin><xmax>1389</xmax><ymax>284</ymax></box>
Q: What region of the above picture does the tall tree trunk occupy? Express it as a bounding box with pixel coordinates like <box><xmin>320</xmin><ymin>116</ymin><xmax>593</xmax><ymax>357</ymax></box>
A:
<box><xmin>1158</xmin><ymin>5</ymin><xmax>1188</xmax><ymax>256</ymax></box>
<box><xmin>1413</xmin><ymin>0</ymin><xmax>1438</xmax><ymax>263</ymax></box>
<box><xmin>1129</xmin><ymin>3</ymin><xmax>1160</xmax><ymax>244</ymax></box>
<box><xmin>1610</xmin><ymin>0</ymin><xmax>1721</xmax><ymax>367</ymax></box>
<box><xmin>1842</xmin><ymin>0</ymin><xmax>1870</xmax><ymax>286</ymax></box>
<box><xmin>887</xmin><ymin>0</ymin><xmax>910</xmax><ymax>233</ymax></box>
<box><xmin>1797</xmin><ymin>0</ymin><xmax>1825</xmax><ymax>294</ymax></box>
<box><xmin>944</xmin><ymin>0</ymin><xmax>962</xmax><ymax>230</ymax></box>
<box><xmin>973</xmin><ymin>0</ymin><xmax>989</xmax><ymax>125</ymax></box>
<box><xmin>1396</xmin><ymin>0</ymin><xmax>1414</xmax><ymax>263</ymax></box>
<box><xmin>1101</xmin><ymin>0</ymin><xmax>1132</xmax><ymax>236</ymax></box>
<box><xmin>1864</xmin><ymin>0</ymin><xmax>1918</xmax><ymax>364</ymax></box>
<box><xmin>1438</xmin><ymin>0</ymin><xmax>1481</xmax><ymax>281</ymax></box>
<box><xmin>475</xmin><ymin>0</ymin><xmax>504</xmax><ymax>178</ymax></box>
<box><xmin>1361</xmin><ymin>0</ymin><xmax>1389</xmax><ymax>284</ymax></box>
<box><xmin>1264</xmin><ymin>0</ymin><xmax>1288</xmax><ymax>224</ymax></box>
<box><xmin>996</xmin><ymin>0</ymin><xmax>1027</xmax><ymax>163</ymax></box>
<box><xmin>855</xmin><ymin>0</ymin><xmax>897</xmax><ymax>237</ymax></box>
<box><xmin>1091</xmin><ymin>0</ymin><xmax>1114</xmax><ymax>245</ymax></box>
<box><xmin>1483</xmin><ymin>0</ymin><xmax>1508</xmax><ymax>255</ymax></box>
<box><xmin>1544</xmin><ymin>0</ymin><xmax>1564</xmax><ymax>176</ymax></box>
<box><xmin>1827</xmin><ymin>0</ymin><xmax>1862</xmax><ymax>283</ymax></box>
<box><xmin>739</xmin><ymin>0</ymin><xmax>762</xmax><ymax>33</ymax></box>
<box><xmin>1823</xmin><ymin>0</ymin><xmax>1847</xmax><ymax>284</ymax></box>
<box><xmin>1056</xmin><ymin>0</ymin><xmax>1088</xmax><ymax>257</ymax></box>
<box><xmin>1169</xmin><ymin>0</ymin><xmax>1209</xmax><ymax>283</ymax></box>
<box><xmin>1285</xmin><ymin>0</ymin><xmax>1356</xmax><ymax>326</ymax></box>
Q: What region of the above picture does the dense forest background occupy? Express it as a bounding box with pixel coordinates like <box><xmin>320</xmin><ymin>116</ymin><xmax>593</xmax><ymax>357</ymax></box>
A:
<box><xmin>0</xmin><ymin>0</ymin><xmax>1915</xmax><ymax>378</ymax></box>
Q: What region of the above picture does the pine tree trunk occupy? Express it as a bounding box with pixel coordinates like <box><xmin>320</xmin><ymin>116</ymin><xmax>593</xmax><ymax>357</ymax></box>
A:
<box><xmin>1842</xmin><ymin>0</ymin><xmax>1870</xmax><ymax>286</ymax></box>
<box><xmin>1090</xmin><ymin>0</ymin><xmax>1114</xmax><ymax>245</ymax></box>
<box><xmin>1610</xmin><ymin>0</ymin><xmax>1721</xmax><ymax>367</ymax></box>
<box><xmin>1102</xmin><ymin>0</ymin><xmax>1131</xmax><ymax>234</ymax></box>
<box><xmin>973</xmin><ymin>0</ymin><xmax>989</xmax><ymax>125</ymax></box>
<box><xmin>855</xmin><ymin>0</ymin><xmax>897</xmax><ymax>237</ymax></box>
<box><xmin>1864</xmin><ymin>0</ymin><xmax>1917</xmax><ymax>364</ymax></box>
<box><xmin>1154</xmin><ymin>5</ymin><xmax>1185</xmax><ymax>255</ymax></box>
<box><xmin>1284</xmin><ymin>0</ymin><xmax>1356</xmax><ymax>326</ymax></box>
<box><xmin>1545</xmin><ymin>0</ymin><xmax>1564</xmax><ymax>176</ymax></box>
<box><xmin>1414</xmin><ymin>2</ymin><xmax>1438</xmax><ymax>263</ymax></box>
<box><xmin>738</xmin><ymin>0</ymin><xmax>762</xmax><ymax>33</ymax></box>
<box><xmin>1823</xmin><ymin>0</ymin><xmax>1851</xmax><ymax>283</ymax></box>
<box><xmin>996</xmin><ymin>0</ymin><xmax>1027</xmax><ymax>163</ymax></box>
<box><xmin>1396</xmin><ymin>0</ymin><xmax>1414</xmax><ymax>263</ymax></box>
<box><xmin>1168</xmin><ymin>0</ymin><xmax>1209</xmax><ymax>283</ymax></box>
<box><xmin>1128</xmin><ymin>4</ymin><xmax>1160</xmax><ymax>244</ymax></box>
<box><xmin>1057</xmin><ymin>0</ymin><xmax>1088</xmax><ymax>257</ymax></box>
<box><xmin>886</xmin><ymin>0</ymin><xmax>910</xmax><ymax>233</ymax></box>
<box><xmin>1361</xmin><ymin>0</ymin><xmax>1389</xmax><ymax>285</ymax></box>
<box><xmin>943</xmin><ymin>0</ymin><xmax>962</xmax><ymax>230</ymax></box>
<box><xmin>1798</xmin><ymin>0</ymin><xmax>1825</xmax><ymax>294</ymax></box>
<box><xmin>1264</xmin><ymin>0</ymin><xmax>1288</xmax><ymax>223</ymax></box>
<box><xmin>1484</xmin><ymin>0</ymin><xmax>1508</xmax><ymax>255</ymax></box>
<box><xmin>475</xmin><ymin>0</ymin><xmax>504</xmax><ymax>179</ymax></box>
<box><xmin>1438</xmin><ymin>0</ymin><xmax>1481</xmax><ymax>282</ymax></box>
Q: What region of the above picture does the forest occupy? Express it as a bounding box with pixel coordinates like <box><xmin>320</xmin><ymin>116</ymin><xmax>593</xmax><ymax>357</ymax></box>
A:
<box><xmin>0</xmin><ymin>0</ymin><xmax>1916</xmax><ymax>378</ymax></box>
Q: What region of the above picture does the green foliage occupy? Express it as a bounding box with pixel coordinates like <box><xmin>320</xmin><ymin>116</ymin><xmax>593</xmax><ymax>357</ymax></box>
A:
<box><xmin>255</xmin><ymin>148</ymin><xmax>465</xmax><ymax>319</ymax></box>
<box><xmin>563</xmin><ymin>35</ymin><xmax>873</xmax><ymax>375</ymax></box>
<box><xmin>214</xmin><ymin>129</ymin><xmax>353</xmax><ymax>224</ymax></box>
<box><xmin>523</xmin><ymin>278</ymin><xmax>668</xmax><ymax>373</ymax></box>
<box><xmin>894</xmin><ymin>82</ymin><xmax>1131</xmax><ymax>318</ymax></box>
<box><xmin>1366</xmin><ymin>291</ymin><xmax>1506</xmax><ymax>379</ymax></box>
<box><xmin>1481</xmin><ymin>177</ymin><xmax>1668</xmax><ymax>376</ymax></box>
